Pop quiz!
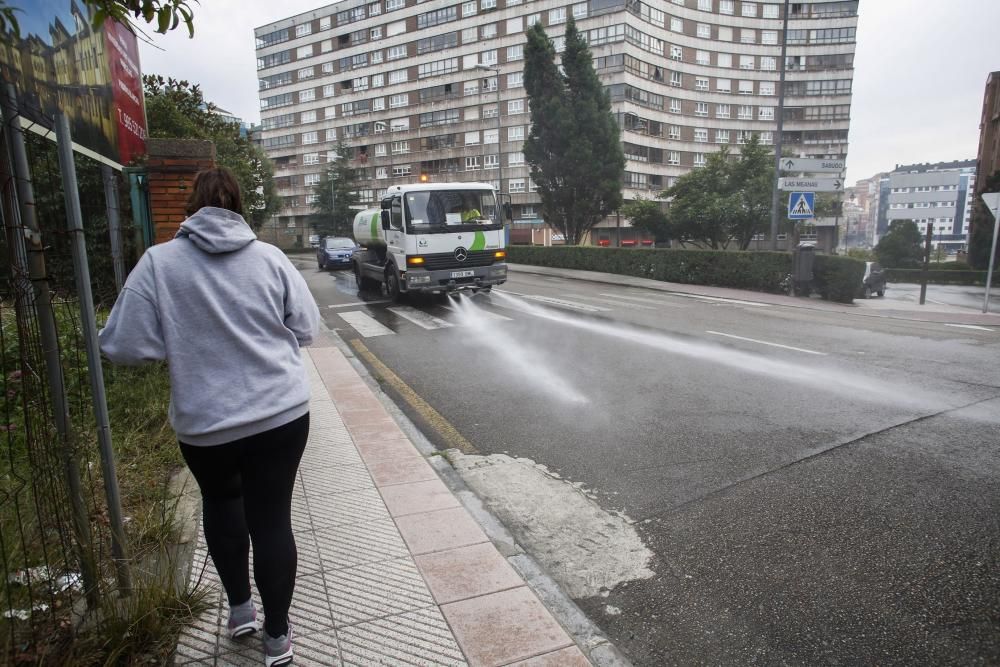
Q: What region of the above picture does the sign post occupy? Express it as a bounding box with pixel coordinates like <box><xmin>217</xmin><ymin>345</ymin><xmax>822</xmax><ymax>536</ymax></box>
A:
<box><xmin>981</xmin><ymin>192</ymin><xmax>1000</xmax><ymax>314</ymax></box>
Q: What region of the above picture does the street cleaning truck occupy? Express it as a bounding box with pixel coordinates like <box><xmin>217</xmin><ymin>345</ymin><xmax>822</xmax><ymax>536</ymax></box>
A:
<box><xmin>352</xmin><ymin>182</ymin><xmax>511</xmax><ymax>300</ymax></box>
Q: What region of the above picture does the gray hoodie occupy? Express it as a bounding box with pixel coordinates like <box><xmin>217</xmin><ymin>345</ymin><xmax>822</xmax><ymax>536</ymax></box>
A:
<box><xmin>99</xmin><ymin>207</ymin><xmax>320</xmax><ymax>446</ymax></box>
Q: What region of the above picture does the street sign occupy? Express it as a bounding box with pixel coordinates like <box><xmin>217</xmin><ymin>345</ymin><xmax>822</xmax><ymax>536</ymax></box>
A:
<box><xmin>779</xmin><ymin>158</ymin><xmax>846</xmax><ymax>173</ymax></box>
<box><xmin>779</xmin><ymin>177</ymin><xmax>844</xmax><ymax>192</ymax></box>
<box><xmin>788</xmin><ymin>192</ymin><xmax>815</xmax><ymax>220</ymax></box>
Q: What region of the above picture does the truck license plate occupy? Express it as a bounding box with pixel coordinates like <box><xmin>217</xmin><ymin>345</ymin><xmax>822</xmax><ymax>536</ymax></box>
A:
<box><xmin>450</xmin><ymin>270</ymin><xmax>475</xmax><ymax>278</ymax></box>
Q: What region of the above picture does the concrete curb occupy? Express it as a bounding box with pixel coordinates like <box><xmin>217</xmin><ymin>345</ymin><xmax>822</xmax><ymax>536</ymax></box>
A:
<box><xmin>320</xmin><ymin>318</ymin><xmax>633</xmax><ymax>667</ymax></box>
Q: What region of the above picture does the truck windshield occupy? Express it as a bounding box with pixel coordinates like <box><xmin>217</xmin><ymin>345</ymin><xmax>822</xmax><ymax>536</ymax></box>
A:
<box><xmin>404</xmin><ymin>190</ymin><xmax>502</xmax><ymax>232</ymax></box>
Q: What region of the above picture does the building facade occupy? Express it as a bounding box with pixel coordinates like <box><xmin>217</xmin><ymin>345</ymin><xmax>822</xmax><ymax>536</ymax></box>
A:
<box><xmin>975</xmin><ymin>70</ymin><xmax>1000</xmax><ymax>194</ymax></box>
<box><xmin>254</xmin><ymin>0</ymin><xmax>858</xmax><ymax>244</ymax></box>
<box><xmin>885</xmin><ymin>160</ymin><xmax>977</xmax><ymax>254</ymax></box>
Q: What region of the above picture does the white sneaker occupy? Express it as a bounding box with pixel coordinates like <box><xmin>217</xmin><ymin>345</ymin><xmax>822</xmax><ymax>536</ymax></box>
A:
<box><xmin>227</xmin><ymin>605</ymin><xmax>262</xmax><ymax>639</ymax></box>
<box><xmin>263</xmin><ymin>625</ymin><xmax>293</xmax><ymax>667</ymax></box>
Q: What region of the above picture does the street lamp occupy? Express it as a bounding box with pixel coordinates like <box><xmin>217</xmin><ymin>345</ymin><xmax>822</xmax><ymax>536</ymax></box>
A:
<box><xmin>474</xmin><ymin>63</ymin><xmax>502</xmax><ymax>194</ymax></box>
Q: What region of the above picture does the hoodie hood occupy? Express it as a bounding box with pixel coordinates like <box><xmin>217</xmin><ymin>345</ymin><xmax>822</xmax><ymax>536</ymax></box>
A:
<box><xmin>176</xmin><ymin>207</ymin><xmax>257</xmax><ymax>254</ymax></box>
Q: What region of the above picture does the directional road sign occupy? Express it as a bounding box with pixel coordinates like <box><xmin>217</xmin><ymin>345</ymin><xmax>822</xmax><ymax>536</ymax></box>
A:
<box><xmin>779</xmin><ymin>177</ymin><xmax>844</xmax><ymax>192</ymax></box>
<box><xmin>779</xmin><ymin>158</ymin><xmax>846</xmax><ymax>173</ymax></box>
<box><xmin>788</xmin><ymin>192</ymin><xmax>815</xmax><ymax>220</ymax></box>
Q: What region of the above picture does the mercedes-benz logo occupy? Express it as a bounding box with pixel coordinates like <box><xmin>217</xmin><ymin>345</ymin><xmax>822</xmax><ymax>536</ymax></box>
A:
<box><xmin>454</xmin><ymin>247</ymin><xmax>468</xmax><ymax>262</ymax></box>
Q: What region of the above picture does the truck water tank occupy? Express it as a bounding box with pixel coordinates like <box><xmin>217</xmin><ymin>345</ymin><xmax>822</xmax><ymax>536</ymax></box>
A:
<box><xmin>353</xmin><ymin>208</ymin><xmax>385</xmax><ymax>248</ymax></box>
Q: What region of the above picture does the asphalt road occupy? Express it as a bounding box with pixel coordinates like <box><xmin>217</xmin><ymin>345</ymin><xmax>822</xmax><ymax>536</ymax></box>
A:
<box><xmin>296</xmin><ymin>257</ymin><xmax>1000</xmax><ymax>666</ymax></box>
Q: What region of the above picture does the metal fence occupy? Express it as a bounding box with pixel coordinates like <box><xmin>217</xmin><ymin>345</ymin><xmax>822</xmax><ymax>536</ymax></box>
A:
<box><xmin>0</xmin><ymin>104</ymin><xmax>139</xmax><ymax>662</ymax></box>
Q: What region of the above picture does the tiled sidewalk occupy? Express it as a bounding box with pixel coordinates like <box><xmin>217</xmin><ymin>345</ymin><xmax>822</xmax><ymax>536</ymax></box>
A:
<box><xmin>174</xmin><ymin>335</ymin><xmax>590</xmax><ymax>666</ymax></box>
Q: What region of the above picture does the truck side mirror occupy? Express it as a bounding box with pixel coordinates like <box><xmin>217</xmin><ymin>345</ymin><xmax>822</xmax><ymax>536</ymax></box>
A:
<box><xmin>504</xmin><ymin>203</ymin><xmax>513</xmax><ymax>221</ymax></box>
<box><xmin>380</xmin><ymin>210</ymin><xmax>391</xmax><ymax>230</ymax></box>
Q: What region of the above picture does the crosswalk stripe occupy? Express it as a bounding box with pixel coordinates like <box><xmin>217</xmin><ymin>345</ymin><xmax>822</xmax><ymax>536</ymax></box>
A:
<box><xmin>496</xmin><ymin>290</ymin><xmax>611</xmax><ymax>312</ymax></box>
<box><xmin>337</xmin><ymin>310</ymin><xmax>395</xmax><ymax>337</ymax></box>
<box><xmin>328</xmin><ymin>299</ymin><xmax>391</xmax><ymax>308</ymax></box>
<box><xmin>388</xmin><ymin>306</ymin><xmax>454</xmax><ymax>330</ymax></box>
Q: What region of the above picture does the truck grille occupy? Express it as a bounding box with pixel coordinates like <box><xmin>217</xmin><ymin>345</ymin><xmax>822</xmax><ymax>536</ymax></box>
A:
<box><xmin>420</xmin><ymin>250</ymin><xmax>496</xmax><ymax>271</ymax></box>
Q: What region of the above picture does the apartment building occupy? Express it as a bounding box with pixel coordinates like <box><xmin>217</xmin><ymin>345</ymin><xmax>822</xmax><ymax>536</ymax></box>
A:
<box><xmin>975</xmin><ymin>70</ymin><xmax>1000</xmax><ymax>194</ymax></box>
<box><xmin>254</xmin><ymin>0</ymin><xmax>858</xmax><ymax>244</ymax></box>
<box><xmin>885</xmin><ymin>160</ymin><xmax>977</xmax><ymax>253</ymax></box>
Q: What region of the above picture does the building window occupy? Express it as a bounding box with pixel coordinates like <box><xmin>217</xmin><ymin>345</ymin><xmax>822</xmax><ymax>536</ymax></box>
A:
<box><xmin>480</xmin><ymin>50</ymin><xmax>498</xmax><ymax>66</ymax></box>
<box><xmin>762</xmin><ymin>31</ymin><xmax>778</xmax><ymax>45</ymax></box>
<box><xmin>389</xmin><ymin>93</ymin><xmax>408</xmax><ymax>108</ymax></box>
<box><xmin>670</xmin><ymin>71</ymin><xmax>682</xmax><ymax>87</ymax></box>
<box><xmin>302</xmin><ymin>131</ymin><xmax>318</xmax><ymax>144</ymax></box>
<box><xmin>695</xmin><ymin>77</ymin><xmax>709</xmax><ymax>91</ymax></box>
<box><xmin>418</xmin><ymin>6</ymin><xmax>458</xmax><ymax>28</ymax></box>
<box><xmin>387</xmin><ymin>45</ymin><xmax>407</xmax><ymax>60</ymax></box>
<box><xmin>716</xmin><ymin>53</ymin><xmax>731</xmax><ymax>68</ymax></box>
<box><xmin>520</xmin><ymin>205</ymin><xmax>535</xmax><ymax>217</ymax></box>
<box><xmin>763</xmin><ymin>4</ymin><xmax>779</xmax><ymax>18</ymax></box>
<box><xmin>463</xmin><ymin>1</ymin><xmax>477</xmax><ymax>17</ymax></box>
<box><xmin>484</xmin><ymin>154</ymin><xmax>499</xmax><ymax>169</ymax></box>
<box><xmin>376</xmin><ymin>167</ymin><xmax>388</xmax><ymax>179</ymax></box>
<box><xmin>393</xmin><ymin>165</ymin><xmax>412</xmax><ymax>177</ymax></box>
<box><xmin>739</xmin><ymin>80</ymin><xmax>754</xmax><ymax>95</ymax></box>
<box><xmin>481</xmin><ymin>23</ymin><xmax>497</xmax><ymax>39</ymax></box>
<box><xmin>667</xmin><ymin>151</ymin><xmax>680</xmax><ymax>165</ymax></box>
<box><xmin>573</xmin><ymin>3</ymin><xmax>587</xmax><ymax>19</ymax></box>
<box><xmin>696</xmin><ymin>50</ymin><xmax>710</xmax><ymax>65</ymax></box>
<box><xmin>507</xmin><ymin>44</ymin><xmax>524</xmax><ymax>61</ymax></box>
<box><xmin>717</xmin><ymin>78</ymin><xmax>731</xmax><ymax>93</ymax></box>
<box><xmin>390</xmin><ymin>117</ymin><xmax>410</xmax><ymax>131</ymax></box>
<box><xmin>760</xmin><ymin>56</ymin><xmax>776</xmax><ymax>71</ymax></box>
<box><xmin>716</xmin><ymin>103</ymin><xmax>730</xmax><ymax>117</ymax></box>
<box><xmin>303</xmin><ymin>152</ymin><xmax>320</xmax><ymax>165</ymax></box>
<box><xmin>760</xmin><ymin>81</ymin><xmax>775</xmax><ymax>96</ymax></box>
<box><xmin>389</xmin><ymin>69</ymin><xmax>408</xmax><ymax>84</ymax></box>
<box><xmin>720</xmin><ymin>0</ymin><xmax>734</xmax><ymax>14</ymax></box>
<box><xmin>465</xmin><ymin>131</ymin><xmax>480</xmax><ymax>145</ymax></box>
<box><xmin>527</xmin><ymin>13</ymin><xmax>540</xmax><ymax>26</ymax></box>
<box><xmin>698</xmin><ymin>0</ymin><xmax>711</xmax><ymax>10</ymax></box>
<box><xmin>319</xmin><ymin>16</ymin><xmax>331</xmax><ymax>30</ymax></box>
<box><xmin>740</xmin><ymin>55</ymin><xmax>754</xmax><ymax>70</ymax></box>
<box><xmin>694</xmin><ymin>128</ymin><xmax>708</xmax><ymax>143</ymax></box>
<box><xmin>715</xmin><ymin>130</ymin><xmax>729</xmax><ymax>144</ymax></box>
<box><xmin>508</xmin><ymin>99</ymin><xmax>525</xmax><ymax>114</ymax></box>
<box><xmin>718</xmin><ymin>26</ymin><xmax>732</xmax><ymax>41</ymax></box>
<box><xmin>325</xmin><ymin>129</ymin><xmax>337</xmax><ymax>141</ymax></box>
<box><xmin>669</xmin><ymin>98</ymin><xmax>681</xmax><ymax>113</ymax></box>
<box><xmin>509</xmin><ymin>178</ymin><xmax>526</xmax><ymax>193</ymax></box>
<box><xmin>391</xmin><ymin>140</ymin><xmax>409</xmax><ymax>154</ymax></box>
<box><xmin>741</xmin><ymin>30</ymin><xmax>756</xmax><ymax>44</ymax></box>
<box><xmin>509</xmin><ymin>152</ymin><xmax>525</xmax><ymax>166</ymax></box>
<box><xmin>297</xmin><ymin>46</ymin><xmax>312</xmax><ymax>59</ymax></box>
<box><xmin>550</xmin><ymin>7</ymin><xmax>567</xmax><ymax>24</ymax></box>
<box><xmin>304</xmin><ymin>173</ymin><xmax>321</xmax><ymax>186</ymax></box>
<box><xmin>323</xmin><ymin>84</ymin><xmax>336</xmax><ymax>97</ymax></box>
<box><xmin>759</xmin><ymin>106</ymin><xmax>774</xmax><ymax>120</ymax></box>
<box><xmin>670</xmin><ymin>45</ymin><xmax>682</xmax><ymax>60</ymax></box>
<box><xmin>507</xmin><ymin>72</ymin><xmax>524</xmax><ymax>88</ymax></box>
<box><xmin>300</xmin><ymin>89</ymin><xmax>315</xmax><ymax>102</ymax></box>
<box><xmin>697</xmin><ymin>23</ymin><xmax>711</xmax><ymax>38</ymax></box>
<box><xmin>465</xmin><ymin>156</ymin><xmax>481</xmax><ymax>171</ymax></box>
<box><xmin>742</xmin><ymin>2</ymin><xmax>757</xmax><ymax>17</ymax></box>
<box><xmin>375</xmin><ymin>144</ymin><xmax>387</xmax><ymax>156</ymax></box>
<box><xmin>295</xmin><ymin>23</ymin><xmax>312</xmax><ymax>38</ymax></box>
<box><xmin>368</xmin><ymin>2</ymin><xmax>381</xmax><ymax>16</ymax></box>
<box><xmin>484</xmin><ymin>128</ymin><xmax>499</xmax><ymax>144</ymax></box>
<box><xmin>668</xmin><ymin>125</ymin><xmax>680</xmax><ymax>139</ymax></box>
<box><xmin>695</xmin><ymin>101</ymin><xmax>708</xmax><ymax>116</ymax></box>
<box><xmin>387</xmin><ymin>20</ymin><xmax>406</xmax><ymax>37</ymax></box>
<box><xmin>322</xmin><ymin>62</ymin><xmax>334</xmax><ymax>74</ymax></box>
<box><xmin>300</xmin><ymin>110</ymin><xmax>317</xmax><ymax>123</ymax></box>
<box><xmin>482</xmin><ymin>0</ymin><xmax>497</xmax><ymax>9</ymax></box>
<box><xmin>738</xmin><ymin>105</ymin><xmax>753</xmax><ymax>119</ymax></box>
<box><xmin>694</xmin><ymin>153</ymin><xmax>706</xmax><ymax>167</ymax></box>
<box><xmin>386</xmin><ymin>0</ymin><xmax>404</xmax><ymax>10</ymax></box>
<box><xmin>298</xmin><ymin>67</ymin><xmax>314</xmax><ymax>80</ymax></box>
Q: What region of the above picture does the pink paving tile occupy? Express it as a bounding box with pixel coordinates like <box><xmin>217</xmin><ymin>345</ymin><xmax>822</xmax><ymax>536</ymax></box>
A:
<box><xmin>367</xmin><ymin>455</ymin><xmax>439</xmax><ymax>486</ymax></box>
<box><xmin>394</xmin><ymin>506</ymin><xmax>488</xmax><ymax>556</ymax></box>
<box><xmin>353</xmin><ymin>436</ymin><xmax>420</xmax><ymax>463</ymax></box>
<box><xmin>347</xmin><ymin>421</ymin><xmax>407</xmax><ymax>441</ymax></box>
<box><xmin>505</xmin><ymin>646</ymin><xmax>592</xmax><ymax>666</ymax></box>
<box><xmin>309</xmin><ymin>348</ymin><xmax>353</xmax><ymax>376</ymax></box>
<box><xmin>380</xmin><ymin>478</ymin><xmax>461</xmax><ymax>517</ymax></box>
<box><xmin>340</xmin><ymin>408</ymin><xmax>392</xmax><ymax>428</ymax></box>
<box><xmin>413</xmin><ymin>542</ymin><xmax>523</xmax><ymax>605</ymax></box>
<box><xmin>441</xmin><ymin>587</ymin><xmax>574</xmax><ymax>667</ymax></box>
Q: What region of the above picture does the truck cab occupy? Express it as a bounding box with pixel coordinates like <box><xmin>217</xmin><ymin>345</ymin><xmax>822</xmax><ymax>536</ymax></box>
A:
<box><xmin>352</xmin><ymin>182</ymin><xmax>511</xmax><ymax>300</ymax></box>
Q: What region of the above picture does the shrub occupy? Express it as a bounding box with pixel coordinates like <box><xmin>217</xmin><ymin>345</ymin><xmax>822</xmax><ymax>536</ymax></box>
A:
<box><xmin>812</xmin><ymin>255</ymin><xmax>866</xmax><ymax>303</ymax></box>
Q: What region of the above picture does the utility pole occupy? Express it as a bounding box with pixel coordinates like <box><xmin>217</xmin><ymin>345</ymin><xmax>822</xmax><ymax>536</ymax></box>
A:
<box><xmin>768</xmin><ymin>0</ymin><xmax>791</xmax><ymax>250</ymax></box>
<box><xmin>919</xmin><ymin>223</ymin><xmax>933</xmax><ymax>305</ymax></box>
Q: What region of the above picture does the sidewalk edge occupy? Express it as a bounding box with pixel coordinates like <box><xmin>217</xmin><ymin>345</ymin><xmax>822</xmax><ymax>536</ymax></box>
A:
<box><xmin>317</xmin><ymin>319</ymin><xmax>633</xmax><ymax>667</ymax></box>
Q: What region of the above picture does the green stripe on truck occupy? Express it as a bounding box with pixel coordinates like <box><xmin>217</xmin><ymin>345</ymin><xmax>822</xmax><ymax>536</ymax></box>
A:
<box><xmin>470</xmin><ymin>230</ymin><xmax>486</xmax><ymax>251</ymax></box>
<box><xmin>370</xmin><ymin>212</ymin><xmax>379</xmax><ymax>240</ymax></box>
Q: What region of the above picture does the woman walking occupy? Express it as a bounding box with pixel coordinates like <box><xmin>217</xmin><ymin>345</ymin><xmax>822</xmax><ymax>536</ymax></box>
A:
<box><xmin>100</xmin><ymin>167</ymin><xmax>319</xmax><ymax>666</ymax></box>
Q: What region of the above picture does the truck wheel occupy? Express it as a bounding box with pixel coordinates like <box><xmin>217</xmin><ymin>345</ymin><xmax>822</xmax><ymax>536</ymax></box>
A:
<box><xmin>354</xmin><ymin>263</ymin><xmax>376</xmax><ymax>291</ymax></box>
<box><xmin>385</xmin><ymin>266</ymin><xmax>403</xmax><ymax>302</ymax></box>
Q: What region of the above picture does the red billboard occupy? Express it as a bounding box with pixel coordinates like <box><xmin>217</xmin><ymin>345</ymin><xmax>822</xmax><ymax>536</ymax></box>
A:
<box><xmin>0</xmin><ymin>0</ymin><xmax>148</xmax><ymax>168</ymax></box>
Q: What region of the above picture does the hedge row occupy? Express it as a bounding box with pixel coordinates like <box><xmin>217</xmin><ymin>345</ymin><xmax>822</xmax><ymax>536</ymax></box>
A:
<box><xmin>885</xmin><ymin>269</ymin><xmax>1000</xmax><ymax>286</ymax></box>
<box><xmin>505</xmin><ymin>246</ymin><xmax>865</xmax><ymax>303</ymax></box>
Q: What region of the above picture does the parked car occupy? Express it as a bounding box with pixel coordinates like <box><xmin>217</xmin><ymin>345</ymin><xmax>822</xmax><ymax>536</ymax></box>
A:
<box><xmin>860</xmin><ymin>261</ymin><xmax>886</xmax><ymax>298</ymax></box>
<box><xmin>317</xmin><ymin>237</ymin><xmax>358</xmax><ymax>270</ymax></box>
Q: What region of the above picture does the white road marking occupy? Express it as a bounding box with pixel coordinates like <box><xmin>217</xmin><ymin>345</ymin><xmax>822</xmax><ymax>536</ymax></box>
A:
<box><xmin>328</xmin><ymin>300</ymin><xmax>391</xmax><ymax>308</ymax></box>
<box><xmin>440</xmin><ymin>305</ymin><xmax>513</xmax><ymax>321</ymax></box>
<box><xmin>497</xmin><ymin>290</ymin><xmax>611</xmax><ymax>312</ymax></box>
<box><xmin>944</xmin><ymin>323</ymin><xmax>995</xmax><ymax>333</ymax></box>
<box><xmin>338</xmin><ymin>311</ymin><xmax>395</xmax><ymax>337</ymax></box>
<box><xmin>705</xmin><ymin>331</ymin><xmax>827</xmax><ymax>356</ymax></box>
<box><xmin>388</xmin><ymin>306</ymin><xmax>454</xmax><ymax>330</ymax></box>
<box><xmin>575</xmin><ymin>295</ymin><xmax>657</xmax><ymax>310</ymax></box>
<box><xmin>679</xmin><ymin>294</ymin><xmax>770</xmax><ymax>307</ymax></box>
<box><xmin>599</xmin><ymin>293</ymin><xmax>688</xmax><ymax>308</ymax></box>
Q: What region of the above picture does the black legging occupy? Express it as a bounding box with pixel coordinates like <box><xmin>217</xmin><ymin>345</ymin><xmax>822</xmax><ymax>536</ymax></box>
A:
<box><xmin>180</xmin><ymin>413</ymin><xmax>309</xmax><ymax>638</ymax></box>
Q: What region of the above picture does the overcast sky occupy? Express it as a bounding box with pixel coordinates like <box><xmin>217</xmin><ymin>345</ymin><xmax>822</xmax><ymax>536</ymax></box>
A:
<box><xmin>137</xmin><ymin>0</ymin><xmax>1000</xmax><ymax>186</ymax></box>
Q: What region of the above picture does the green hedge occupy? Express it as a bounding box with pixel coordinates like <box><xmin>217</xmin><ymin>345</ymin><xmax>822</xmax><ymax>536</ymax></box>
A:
<box><xmin>885</xmin><ymin>269</ymin><xmax>1000</xmax><ymax>286</ymax></box>
<box><xmin>812</xmin><ymin>255</ymin><xmax>866</xmax><ymax>303</ymax></box>
<box><xmin>506</xmin><ymin>246</ymin><xmax>864</xmax><ymax>304</ymax></box>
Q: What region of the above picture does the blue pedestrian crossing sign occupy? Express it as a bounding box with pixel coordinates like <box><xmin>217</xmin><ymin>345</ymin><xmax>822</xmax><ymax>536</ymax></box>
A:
<box><xmin>788</xmin><ymin>192</ymin><xmax>815</xmax><ymax>220</ymax></box>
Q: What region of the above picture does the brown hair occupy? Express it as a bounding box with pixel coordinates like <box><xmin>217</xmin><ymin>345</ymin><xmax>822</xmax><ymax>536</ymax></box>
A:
<box><xmin>185</xmin><ymin>167</ymin><xmax>243</xmax><ymax>216</ymax></box>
